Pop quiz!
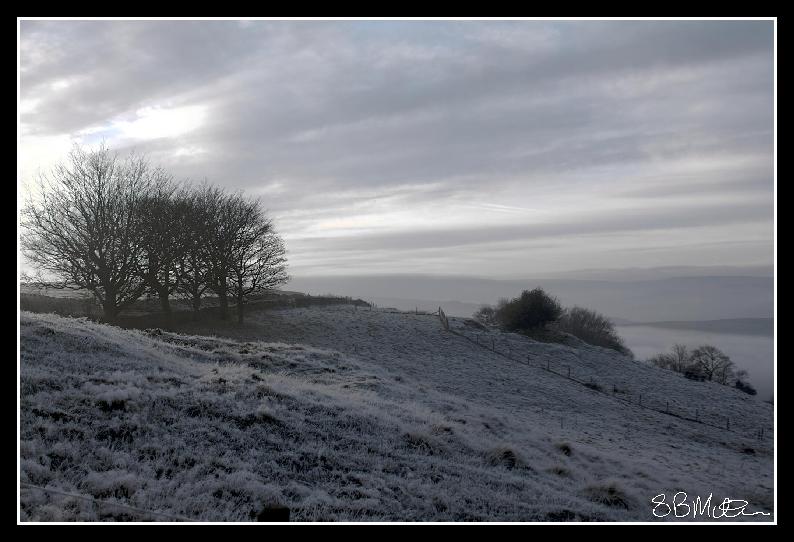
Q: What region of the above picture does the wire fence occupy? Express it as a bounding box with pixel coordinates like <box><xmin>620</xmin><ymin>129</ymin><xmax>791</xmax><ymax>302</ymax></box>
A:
<box><xmin>437</xmin><ymin>310</ymin><xmax>772</xmax><ymax>443</ymax></box>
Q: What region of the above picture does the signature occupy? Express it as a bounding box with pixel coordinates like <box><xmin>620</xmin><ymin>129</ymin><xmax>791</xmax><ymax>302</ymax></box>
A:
<box><xmin>651</xmin><ymin>492</ymin><xmax>771</xmax><ymax>519</ymax></box>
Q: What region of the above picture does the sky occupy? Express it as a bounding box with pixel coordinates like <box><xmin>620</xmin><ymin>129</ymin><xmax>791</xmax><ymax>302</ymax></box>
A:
<box><xmin>19</xmin><ymin>19</ymin><xmax>775</xmax><ymax>279</ymax></box>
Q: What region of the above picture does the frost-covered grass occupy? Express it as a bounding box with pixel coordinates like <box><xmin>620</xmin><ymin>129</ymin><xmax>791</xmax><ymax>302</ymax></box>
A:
<box><xmin>19</xmin><ymin>307</ymin><xmax>774</xmax><ymax>522</ymax></box>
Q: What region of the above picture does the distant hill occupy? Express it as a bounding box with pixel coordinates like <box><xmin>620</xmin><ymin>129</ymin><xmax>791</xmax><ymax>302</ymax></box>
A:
<box><xmin>287</xmin><ymin>273</ymin><xmax>773</xmax><ymax>322</ymax></box>
<box><xmin>623</xmin><ymin>318</ymin><xmax>774</xmax><ymax>337</ymax></box>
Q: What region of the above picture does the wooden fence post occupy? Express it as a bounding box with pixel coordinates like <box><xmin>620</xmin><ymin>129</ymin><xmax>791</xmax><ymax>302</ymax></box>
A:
<box><xmin>438</xmin><ymin>307</ymin><xmax>450</xmax><ymax>331</ymax></box>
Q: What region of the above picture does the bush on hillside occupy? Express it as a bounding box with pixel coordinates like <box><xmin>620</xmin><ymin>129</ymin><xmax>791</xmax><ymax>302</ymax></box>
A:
<box><xmin>494</xmin><ymin>288</ymin><xmax>563</xmax><ymax>333</ymax></box>
<box><xmin>473</xmin><ymin>306</ymin><xmax>497</xmax><ymax>326</ymax></box>
<box><xmin>557</xmin><ymin>306</ymin><xmax>632</xmax><ymax>356</ymax></box>
<box><xmin>735</xmin><ymin>379</ymin><xmax>758</xmax><ymax>395</ymax></box>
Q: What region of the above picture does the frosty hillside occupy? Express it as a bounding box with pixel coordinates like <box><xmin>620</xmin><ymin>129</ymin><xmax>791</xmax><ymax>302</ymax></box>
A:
<box><xmin>20</xmin><ymin>304</ymin><xmax>773</xmax><ymax>521</ymax></box>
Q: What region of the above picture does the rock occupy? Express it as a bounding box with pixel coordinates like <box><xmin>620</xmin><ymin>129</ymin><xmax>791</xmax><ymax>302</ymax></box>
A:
<box><xmin>255</xmin><ymin>506</ymin><xmax>290</xmax><ymax>522</ymax></box>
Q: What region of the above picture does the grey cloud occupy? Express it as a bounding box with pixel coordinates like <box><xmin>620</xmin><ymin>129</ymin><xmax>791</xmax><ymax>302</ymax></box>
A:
<box><xmin>288</xmin><ymin>198</ymin><xmax>773</xmax><ymax>254</ymax></box>
<box><xmin>19</xmin><ymin>19</ymin><xmax>775</xmax><ymax>276</ymax></box>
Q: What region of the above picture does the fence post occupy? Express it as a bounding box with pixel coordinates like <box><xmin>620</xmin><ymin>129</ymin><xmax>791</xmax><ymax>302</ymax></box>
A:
<box><xmin>639</xmin><ymin>394</ymin><xmax>642</xmax><ymax>407</ymax></box>
<box><xmin>726</xmin><ymin>417</ymin><xmax>730</xmax><ymax>431</ymax></box>
<box><xmin>666</xmin><ymin>401</ymin><xmax>669</xmax><ymax>413</ymax></box>
<box><xmin>438</xmin><ymin>307</ymin><xmax>449</xmax><ymax>331</ymax></box>
<box><xmin>567</xmin><ymin>366</ymin><xmax>571</xmax><ymax>379</ymax></box>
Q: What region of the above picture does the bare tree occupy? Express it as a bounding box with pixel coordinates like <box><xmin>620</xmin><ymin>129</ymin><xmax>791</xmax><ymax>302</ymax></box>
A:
<box><xmin>198</xmin><ymin>190</ymin><xmax>289</xmax><ymax>322</ymax></box>
<box><xmin>21</xmin><ymin>144</ymin><xmax>160</xmax><ymax>321</ymax></box>
<box><xmin>669</xmin><ymin>344</ymin><xmax>690</xmax><ymax>373</ymax></box>
<box><xmin>137</xmin><ymin>176</ymin><xmax>184</xmax><ymax>316</ymax></box>
<box><xmin>173</xmin><ymin>185</ymin><xmax>215</xmax><ymax>317</ymax></box>
<box><xmin>202</xmin><ymin>187</ymin><xmax>239</xmax><ymax>320</ymax></box>
<box><xmin>473</xmin><ymin>306</ymin><xmax>496</xmax><ymax>326</ymax></box>
<box><xmin>689</xmin><ymin>345</ymin><xmax>735</xmax><ymax>384</ymax></box>
<box><xmin>648</xmin><ymin>352</ymin><xmax>675</xmax><ymax>370</ymax></box>
<box><xmin>228</xmin><ymin>204</ymin><xmax>289</xmax><ymax>324</ymax></box>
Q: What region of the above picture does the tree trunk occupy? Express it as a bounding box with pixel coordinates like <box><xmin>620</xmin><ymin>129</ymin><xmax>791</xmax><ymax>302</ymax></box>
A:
<box><xmin>159</xmin><ymin>289</ymin><xmax>171</xmax><ymax>316</ymax></box>
<box><xmin>192</xmin><ymin>294</ymin><xmax>202</xmax><ymax>319</ymax></box>
<box><xmin>102</xmin><ymin>302</ymin><xmax>119</xmax><ymax>322</ymax></box>
<box><xmin>103</xmin><ymin>287</ymin><xmax>118</xmax><ymax>322</ymax></box>
<box><xmin>218</xmin><ymin>288</ymin><xmax>229</xmax><ymax>320</ymax></box>
<box><xmin>236</xmin><ymin>287</ymin><xmax>245</xmax><ymax>324</ymax></box>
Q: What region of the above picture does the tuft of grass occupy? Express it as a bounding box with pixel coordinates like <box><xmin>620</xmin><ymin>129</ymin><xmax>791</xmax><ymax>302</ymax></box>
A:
<box><xmin>556</xmin><ymin>442</ymin><xmax>573</xmax><ymax>456</ymax></box>
<box><xmin>485</xmin><ymin>446</ymin><xmax>524</xmax><ymax>470</ymax></box>
<box><xmin>582</xmin><ymin>481</ymin><xmax>634</xmax><ymax>510</ymax></box>
<box><xmin>547</xmin><ymin>465</ymin><xmax>571</xmax><ymax>477</ymax></box>
<box><xmin>403</xmin><ymin>432</ymin><xmax>444</xmax><ymax>456</ymax></box>
<box><xmin>544</xmin><ymin>509</ymin><xmax>577</xmax><ymax>521</ymax></box>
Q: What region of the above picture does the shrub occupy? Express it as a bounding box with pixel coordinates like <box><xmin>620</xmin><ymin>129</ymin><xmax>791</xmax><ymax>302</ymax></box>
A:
<box><xmin>557</xmin><ymin>306</ymin><xmax>632</xmax><ymax>356</ymax></box>
<box><xmin>736</xmin><ymin>380</ymin><xmax>758</xmax><ymax>395</ymax></box>
<box><xmin>648</xmin><ymin>352</ymin><xmax>675</xmax><ymax>370</ymax></box>
<box><xmin>584</xmin><ymin>381</ymin><xmax>603</xmax><ymax>392</ymax></box>
<box><xmin>494</xmin><ymin>288</ymin><xmax>563</xmax><ymax>332</ymax></box>
<box><xmin>582</xmin><ymin>481</ymin><xmax>634</xmax><ymax>510</ymax></box>
<box><xmin>690</xmin><ymin>345</ymin><xmax>735</xmax><ymax>384</ymax></box>
<box><xmin>473</xmin><ymin>306</ymin><xmax>496</xmax><ymax>326</ymax></box>
<box><xmin>485</xmin><ymin>446</ymin><xmax>524</xmax><ymax>470</ymax></box>
<box><xmin>683</xmin><ymin>365</ymin><xmax>706</xmax><ymax>381</ymax></box>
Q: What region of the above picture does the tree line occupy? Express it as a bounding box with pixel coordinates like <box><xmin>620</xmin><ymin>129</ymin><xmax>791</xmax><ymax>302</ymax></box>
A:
<box><xmin>21</xmin><ymin>144</ymin><xmax>288</xmax><ymax>323</ymax></box>
<box><xmin>648</xmin><ymin>344</ymin><xmax>756</xmax><ymax>394</ymax></box>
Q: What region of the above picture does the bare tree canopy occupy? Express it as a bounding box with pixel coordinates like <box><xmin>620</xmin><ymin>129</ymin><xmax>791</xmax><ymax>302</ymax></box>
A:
<box><xmin>689</xmin><ymin>345</ymin><xmax>735</xmax><ymax>384</ymax></box>
<box><xmin>228</xmin><ymin>201</ymin><xmax>289</xmax><ymax>323</ymax></box>
<box><xmin>648</xmin><ymin>343</ymin><xmax>736</xmax><ymax>386</ymax></box>
<box><xmin>21</xmin><ymin>144</ymin><xmax>166</xmax><ymax>320</ymax></box>
<box><xmin>137</xmin><ymin>177</ymin><xmax>183</xmax><ymax>316</ymax></box>
<box><xmin>173</xmin><ymin>185</ymin><xmax>216</xmax><ymax>316</ymax></box>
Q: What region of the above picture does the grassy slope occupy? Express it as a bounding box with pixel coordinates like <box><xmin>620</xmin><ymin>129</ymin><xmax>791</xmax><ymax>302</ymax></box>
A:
<box><xmin>19</xmin><ymin>307</ymin><xmax>774</xmax><ymax>521</ymax></box>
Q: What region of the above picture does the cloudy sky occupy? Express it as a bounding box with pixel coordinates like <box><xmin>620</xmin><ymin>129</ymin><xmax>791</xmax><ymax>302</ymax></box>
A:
<box><xmin>19</xmin><ymin>19</ymin><xmax>775</xmax><ymax>279</ymax></box>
